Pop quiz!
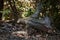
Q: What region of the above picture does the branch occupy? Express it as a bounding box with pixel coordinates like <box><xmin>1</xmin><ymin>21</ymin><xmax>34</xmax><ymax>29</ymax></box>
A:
<box><xmin>30</xmin><ymin>2</ymin><xmax>42</xmax><ymax>19</ymax></box>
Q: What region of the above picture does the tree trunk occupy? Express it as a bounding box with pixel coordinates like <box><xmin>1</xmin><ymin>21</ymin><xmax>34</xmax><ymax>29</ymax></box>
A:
<box><xmin>0</xmin><ymin>0</ymin><xmax>3</xmax><ymax>20</ymax></box>
<box><xmin>8</xmin><ymin>0</ymin><xmax>19</xmax><ymax>25</ymax></box>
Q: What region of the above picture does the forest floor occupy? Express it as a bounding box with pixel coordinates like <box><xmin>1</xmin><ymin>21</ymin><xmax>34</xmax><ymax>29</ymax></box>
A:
<box><xmin>0</xmin><ymin>22</ymin><xmax>46</xmax><ymax>40</ymax></box>
<box><xmin>0</xmin><ymin>21</ymin><xmax>60</xmax><ymax>40</ymax></box>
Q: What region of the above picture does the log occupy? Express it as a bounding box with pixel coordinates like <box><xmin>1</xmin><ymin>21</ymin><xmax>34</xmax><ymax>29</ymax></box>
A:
<box><xmin>17</xmin><ymin>2</ymin><xmax>53</xmax><ymax>33</ymax></box>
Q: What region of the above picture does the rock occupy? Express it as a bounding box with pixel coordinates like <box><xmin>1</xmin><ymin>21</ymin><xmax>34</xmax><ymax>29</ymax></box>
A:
<box><xmin>12</xmin><ymin>31</ymin><xmax>28</xmax><ymax>38</ymax></box>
